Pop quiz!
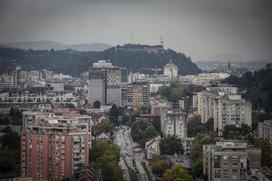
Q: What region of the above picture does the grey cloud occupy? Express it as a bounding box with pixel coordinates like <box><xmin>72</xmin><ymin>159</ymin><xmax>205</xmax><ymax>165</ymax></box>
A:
<box><xmin>0</xmin><ymin>0</ymin><xmax>271</xmax><ymax>60</ymax></box>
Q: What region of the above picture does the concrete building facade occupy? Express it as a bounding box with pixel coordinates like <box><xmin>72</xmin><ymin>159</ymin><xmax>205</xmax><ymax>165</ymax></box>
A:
<box><xmin>258</xmin><ymin>120</ymin><xmax>272</xmax><ymax>145</ymax></box>
<box><xmin>181</xmin><ymin>137</ymin><xmax>194</xmax><ymax>155</ymax></box>
<box><xmin>203</xmin><ymin>140</ymin><xmax>261</xmax><ymax>181</ymax></box>
<box><xmin>127</xmin><ymin>82</ymin><xmax>150</xmax><ymax>109</ymax></box>
<box><xmin>88</xmin><ymin>60</ymin><xmax>121</xmax><ymax>106</ymax></box>
<box><xmin>197</xmin><ymin>86</ymin><xmax>252</xmax><ymax>135</ymax></box>
<box><xmin>163</xmin><ymin>60</ymin><xmax>178</xmax><ymax>79</ymax></box>
<box><xmin>150</xmin><ymin>99</ymin><xmax>171</xmax><ymax>116</ymax></box>
<box><xmin>197</xmin><ymin>91</ymin><xmax>215</xmax><ymax>123</ymax></box>
<box><xmin>160</xmin><ymin>110</ymin><xmax>187</xmax><ymax>139</ymax></box>
<box><xmin>213</xmin><ymin>95</ymin><xmax>252</xmax><ymax>135</ymax></box>
<box><xmin>21</xmin><ymin>112</ymin><xmax>91</xmax><ymax>181</ymax></box>
<box><xmin>145</xmin><ymin>136</ymin><xmax>161</xmax><ymax>159</ymax></box>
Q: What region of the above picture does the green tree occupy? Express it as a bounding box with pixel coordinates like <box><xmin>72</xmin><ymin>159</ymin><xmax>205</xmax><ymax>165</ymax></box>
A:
<box><xmin>93</xmin><ymin>100</ymin><xmax>101</xmax><ymax>109</ymax></box>
<box><xmin>131</xmin><ymin>120</ymin><xmax>158</xmax><ymax>147</ymax></box>
<box><xmin>222</xmin><ymin>124</ymin><xmax>251</xmax><ymax>140</ymax></box>
<box><xmin>191</xmin><ymin>160</ymin><xmax>203</xmax><ymax>179</ymax></box>
<box><xmin>0</xmin><ymin>132</ymin><xmax>20</xmax><ymax>175</ymax></box>
<box><xmin>90</xmin><ymin>140</ymin><xmax>123</xmax><ymax>181</ymax></box>
<box><xmin>187</xmin><ymin>115</ymin><xmax>214</xmax><ymax>137</ymax></box>
<box><xmin>187</xmin><ymin>115</ymin><xmax>205</xmax><ymax>137</ymax></box>
<box><xmin>0</xmin><ymin>150</ymin><xmax>18</xmax><ymax>173</ymax></box>
<box><xmin>0</xmin><ymin>45</ymin><xmax>201</xmax><ymax>77</ymax></box>
<box><xmin>150</xmin><ymin>155</ymin><xmax>169</xmax><ymax>177</ymax></box>
<box><xmin>253</xmin><ymin>138</ymin><xmax>272</xmax><ymax>167</ymax></box>
<box><xmin>190</xmin><ymin>133</ymin><xmax>217</xmax><ymax>179</ymax></box>
<box><xmin>157</xmin><ymin>84</ymin><xmax>186</xmax><ymax>103</ymax></box>
<box><xmin>8</xmin><ymin>108</ymin><xmax>22</xmax><ymax>125</ymax></box>
<box><xmin>122</xmin><ymin>112</ymin><xmax>137</xmax><ymax>126</ymax></box>
<box><xmin>160</xmin><ymin>136</ymin><xmax>184</xmax><ymax>155</ymax></box>
<box><xmin>143</xmin><ymin>126</ymin><xmax>157</xmax><ymax>139</ymax></box>
<box><xmin>95</xmin><ymin>119</ymin><xmax>114</xmax><ymax>135</ymax></box>
<box><xmin>0</xmin><ymin>117</ymin><xmax>9</xmax><ymax>125</ymax></box>
<box><xmin>205</xmin><ymin>118</ymin><xmax>214</xmax><ymax>131</ymax></box>
<box><xmin>0</xmin><ymin>132</ymin><xmax>20</xmax><ymax>150</ymax></box>
<box><xmin>223</xmin><ymin>64</ymin><xmax>272</xmax><ymax>112</ymax></box>
<box><xmin>121</xmin><ymin>114</ymin><xmax>130</xmax><ymax>125</ymax></box>
<box><xmin>109</xmin><ymin>104</ymin><xmax>119</xmax><ymax>125</ymax></box>
<box><xmin>252</xmin><ymin>112</ymin><xmax>271</xmax><ymax>130</ymax></box>
<box><xmin>163</xmin><ymin>165</ymin><xmax>192</xmax><ymax>181</ymax></box>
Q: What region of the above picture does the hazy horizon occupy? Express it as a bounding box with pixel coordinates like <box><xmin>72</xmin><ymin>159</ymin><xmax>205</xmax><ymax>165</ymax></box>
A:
<box><xmin>1</xmin><ymin>0</ymin><xmax>271</xmax><ymax>60</ymax></box>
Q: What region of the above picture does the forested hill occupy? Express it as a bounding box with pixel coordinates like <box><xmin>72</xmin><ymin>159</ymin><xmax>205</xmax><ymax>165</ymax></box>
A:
<box><xmin>222</xmin><ymin>63</ymin><xmax>272</xmax><ymax>112</ymax></box>
<box><xmin>0</xmin><ymin>44</ymin><xmax>201</xmax><ymax>76</ymax></box>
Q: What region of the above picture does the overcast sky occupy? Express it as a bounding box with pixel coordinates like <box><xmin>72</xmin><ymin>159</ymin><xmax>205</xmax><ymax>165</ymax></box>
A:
<box><xmin>0</xmin><ymin>0</ymin><xmax>271</xmax><ymax>60</ymax></box>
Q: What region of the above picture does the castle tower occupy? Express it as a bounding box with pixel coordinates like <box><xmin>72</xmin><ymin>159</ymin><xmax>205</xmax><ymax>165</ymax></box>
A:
<box><xmin>160</xmin><ymin>36</ymin><xmax>164</xmax><ymax>48</ymax></box>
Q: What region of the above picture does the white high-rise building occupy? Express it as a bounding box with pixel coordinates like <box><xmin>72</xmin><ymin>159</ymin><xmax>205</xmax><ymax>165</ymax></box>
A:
<box><xmin>88</xmin><ymin>60</ymin><xmax>121</xmax><ymax>106</ymax></box>
<box><xmin>160</xmin><ymin>110</ymin><xmax>187</xmax><ymax>139</ymax></box>
<box><xmin>197</xmin><ymin>91</ymin><xmax>215</xmax><ymax>123</ymax></box>
<box><xmin>163</xmin><ymin>60</ymin><xmax>178</xmax><ymax>79</ymax></box>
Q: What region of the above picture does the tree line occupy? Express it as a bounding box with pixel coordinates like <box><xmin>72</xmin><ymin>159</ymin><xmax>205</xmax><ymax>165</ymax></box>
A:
<box><xmin>0</xmin><ymin>45</ymin><xmax>201</xmax><ymax>76</ymax></box>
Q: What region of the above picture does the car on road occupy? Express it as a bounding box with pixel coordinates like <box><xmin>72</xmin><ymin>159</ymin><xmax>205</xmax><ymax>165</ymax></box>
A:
<box><xmin>133</xmin><ymin>148</ymin><xmax>141</xmax><ymax>153</ymax></box>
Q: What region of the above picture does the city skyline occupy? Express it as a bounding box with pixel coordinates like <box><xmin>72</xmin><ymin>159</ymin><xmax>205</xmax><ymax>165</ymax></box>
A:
<box><xmin>0</xmin><ymin>0</ymin><xmax>271</xmax><ymax>60</ymax></box>
<box><xmin>0</xmin><ymin>1</ymin><xmax>272</xmax><ymax>180</ymax></box>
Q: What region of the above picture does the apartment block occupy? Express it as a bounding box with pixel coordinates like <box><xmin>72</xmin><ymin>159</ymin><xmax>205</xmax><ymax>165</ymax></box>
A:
<box><xmin>197</xmin><ymin>90</ymin><xmax>215</xmax><ymax>123</ymax></box>
<box><xmin>197</xmin><ymin>86</ymin><xmax>238</xmax><ymax>123</ymax></box>
<box><xmin>181</xmin><ymin>92</ymin><xmax>198</xmax><ymax>111</ymax></box>
<box><xmin>21</xmin><ymin>111</ymin><xmax>91</xmax><ymax>181</ymax></box>
<box><xmin>213</xmin><ymin>95</ymin><xmax>252</xmax><ymax>135</ymax></box>
<box><xmin>150</xmin><ymin>99</ymin><xmax>171</xmax><ymax>116</ymax></box>
<box><xmin>160</xmin><ymin>110</ymin><xmax>187</xmax><ymax>139</ymax></box>
<box><xmin>197</xmin><ymin>86</ymin><xmax>252</xmax><ymax>135</ymax></box>
<box><xmin>127</xmin><ymin>81</ymin><xmax>150</xmax><ymax>109</ymax></box>
<box><xmin>181</xmin><ymin>137</ymin><xmax>194</xmax><ymax>155</ymax></box>
<box><xmin>203</xmin><ymin>140</ymin><xmax>261</xmax><ymax>181</ymax></box>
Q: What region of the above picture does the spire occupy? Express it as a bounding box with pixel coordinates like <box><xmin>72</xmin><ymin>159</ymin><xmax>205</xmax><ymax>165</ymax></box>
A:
<box><xmin>227</xmin><ymin>60</ymin><xmax>231</xmax><ymax>72</ymax></box>
<box><xmin>131</xmin><ymin>33</ymin><xmax>134</xmax><ymax>45</ymax></box>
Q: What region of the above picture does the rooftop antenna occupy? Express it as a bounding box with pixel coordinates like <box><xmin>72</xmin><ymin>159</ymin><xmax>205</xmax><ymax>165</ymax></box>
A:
<box><xmin>160</xmin><ymin>36</ymin><xmax>164</xmax><ymax>48</ymax></box>
<box><xmin>131</xmin><ymin>33</ymin><xmax>134</xmax><ymax>45</ymax></box>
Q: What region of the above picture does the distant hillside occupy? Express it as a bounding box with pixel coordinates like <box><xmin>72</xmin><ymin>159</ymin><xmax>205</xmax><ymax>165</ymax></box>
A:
<box><xmin>222</xmin><ymin>63</ymin><xmax>272</xmax><ymax>112</ymax></box>
<box><xmin>0</xmin><ymin>44</ymin><xmax>201</xmax><ymax>76</ymax></box>
<box><xmin>2</xmin><ymin>41</ymin><xmax>111</xmax><ymax>51</ymax></box>
<box><xmin>195</xmin><ymin>53</ymin><xmax>245</xmax><ymax>62</ymax></box>
<box><xmin>196</xmin><ymin>59</ymin><xmax>271</xmax><ymax>72</ymax></box>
